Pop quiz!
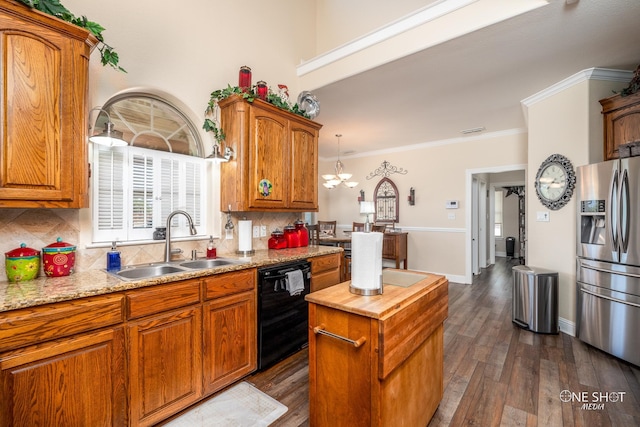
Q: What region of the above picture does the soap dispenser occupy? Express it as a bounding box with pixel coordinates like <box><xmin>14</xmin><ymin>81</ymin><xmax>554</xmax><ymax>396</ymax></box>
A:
<box><xmin>106</xmin><ymin>241</ymin><xmax>121</xmax><ymax>272</ymax></box>
<box><xmin>206</xmin><ymin>236</ymin><xmax>217</xmax><ymax>259</ymax></box>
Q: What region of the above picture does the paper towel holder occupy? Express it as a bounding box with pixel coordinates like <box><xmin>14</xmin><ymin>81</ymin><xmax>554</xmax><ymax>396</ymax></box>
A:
<box><xmin>349</xmin><ymin>275</ymin><xmax>383</xmax><ymax>295</ymax></box>
<box><xmin>236</xmin><ymin>249</ymin><xmax>255</xmax><ymax>256</ymax></box>
<box><xmin>236</xmin><ymin>217</ymin><xmax>255</xmax><ymax>256</ymax></box>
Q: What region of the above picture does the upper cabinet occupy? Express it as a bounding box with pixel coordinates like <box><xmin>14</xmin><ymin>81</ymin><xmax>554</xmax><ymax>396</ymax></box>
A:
<box><xmin>0</xmin><ymin>1</ymin><xmax>96</xmax><ymax>208</ymax></box>
<box><xmin>219</xmin><ymin>95</ymin><xmax>322</xmax><ymax>212</ymax></box>
<box><xmin>600</xmin><ymin>91</ymin><xmax>640</xmax><ymax>161</ymax></box>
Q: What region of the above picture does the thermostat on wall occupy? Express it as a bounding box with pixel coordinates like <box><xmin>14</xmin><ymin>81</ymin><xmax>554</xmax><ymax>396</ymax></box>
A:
<box><xmin>445</xmin><ymin>200</ymin><xmax>459</xmax><ymax>209</ymax></box>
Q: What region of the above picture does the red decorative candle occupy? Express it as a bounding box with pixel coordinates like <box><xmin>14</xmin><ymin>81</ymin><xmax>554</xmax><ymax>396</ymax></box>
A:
<box><xmin>256</xmin><ymin>81</ymin><xmax>268</xmax><ymax>100</ymax></box>
<box><xmin>238</xmin><ymin>66</ymin><xmax>252</xmax><ymax>91</ymax></box>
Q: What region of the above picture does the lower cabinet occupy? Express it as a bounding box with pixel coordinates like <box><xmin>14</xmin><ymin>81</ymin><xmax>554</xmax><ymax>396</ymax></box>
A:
<box><xmin>0</xmin><ymin>267</ymin><xmax>259</xmax><ymax>426</ymax></box>
<box><xmin>203</xmin><ymin>291</ymin><xmax>256</xmax><ymax>394</ymax></box>
<box><xmin>128</xmin><ymin>306</ymin><xmax>203</xmax><ymax>427</ymax></box>
<box><xmin>0</xmin><ymin>327</ymin><xmax>127</xmax><ymax>427</ymax></box>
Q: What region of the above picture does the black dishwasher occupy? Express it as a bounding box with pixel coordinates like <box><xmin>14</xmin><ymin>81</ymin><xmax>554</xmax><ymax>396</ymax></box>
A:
<box><xmin>257</xmin><ymin>260</ymin><xmax>311</xmax><ymax>370</ymax></box>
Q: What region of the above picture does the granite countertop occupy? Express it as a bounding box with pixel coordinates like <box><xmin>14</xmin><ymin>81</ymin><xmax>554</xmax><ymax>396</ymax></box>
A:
<box><xmin>1</xmin><ymin>246</ymin><xmax>342</xmax><ymax>313</ymax></box>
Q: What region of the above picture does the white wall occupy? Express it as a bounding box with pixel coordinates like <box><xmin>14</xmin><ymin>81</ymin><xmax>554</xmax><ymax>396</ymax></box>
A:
<box><xmin>319</xmin><ymin>130</ymin><xmax>527</xmax><ymax>282</ymax></box>
<box><xmin>61</xmin><ymin>0</ymin><xmax>317</xmax><ymax>251</ymax></box>
<box><xmin>525</xmin><ymin>71</ymin><xmax>630</xmax><ymax>330</ymax></box>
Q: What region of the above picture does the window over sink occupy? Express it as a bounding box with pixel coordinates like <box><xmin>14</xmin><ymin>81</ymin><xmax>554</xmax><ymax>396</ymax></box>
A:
<box><xmin>91</xmin><ymin>93</ymin><xmax>208</xmax><ymax>244</ymax></box>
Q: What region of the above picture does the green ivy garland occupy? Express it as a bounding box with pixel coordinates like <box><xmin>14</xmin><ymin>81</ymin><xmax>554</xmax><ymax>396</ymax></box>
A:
<box><xmin>16</xmin><ymin>0</ymin><xmax>125</xmax><ymax>72</ymax></box>
<box><xmin>203</xmin><ymin>85</ymin><xmax>309</xmax><ymax>143</ymax></box>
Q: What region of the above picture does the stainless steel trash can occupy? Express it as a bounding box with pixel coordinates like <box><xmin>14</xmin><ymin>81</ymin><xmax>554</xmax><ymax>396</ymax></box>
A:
<box><xmin>512</xmin><ymin>265</ymin><xmax>559</xmax><ymax>334</ymax></box>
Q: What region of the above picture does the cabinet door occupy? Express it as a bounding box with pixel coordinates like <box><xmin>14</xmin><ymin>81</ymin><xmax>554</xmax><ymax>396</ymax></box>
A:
<box><xmin>0</xmin><ymin>328</ymin><xmax>126</xmax><ymax>427</ymax></box>
<box><xmin>203</xmin><ymin>291</ymin><xmax>256</xmax><ymax>395</ymax></box>
<box><xmin>308</xmin><ymin>304</ymin><xmax>372</xmax><ymax>426</ymax></box>
<box><xmin>289</xmin><ymin>121</ymin><xmax>319</xmax><ymax>210</ymax></box>
<box><xmin>0</xmin><ymin>11</ymin><xmax>91</xmax><ymax>207</ymax></box>
<box><xmin>248</xmin><ymin>106</ymin><xmax>288</xmax><ymax>209</ymax></box>
<box><xmin>128</xmin><ymin>306</ymin><xmax>202</xmax><ymax>427</ymax></box>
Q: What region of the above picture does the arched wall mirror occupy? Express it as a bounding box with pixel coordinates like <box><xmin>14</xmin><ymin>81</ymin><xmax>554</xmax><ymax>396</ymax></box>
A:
<box><xmin>374</xmin><ymin>177</ymin><xmax>399</xmax><ymax>223</ymax></box>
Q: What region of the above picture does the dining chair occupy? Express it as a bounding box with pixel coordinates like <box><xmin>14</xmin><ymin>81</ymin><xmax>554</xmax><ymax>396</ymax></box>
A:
<box><xmin>352</xmin><ymin>222</ymin><xmax>364</xmax><ymax>231</ymax></box>
<box><xmin>307</xmin><ymin>224</ymin><xmax>320</xmax><ymax>245</ymax></box>
<box><xmin>318</xmin><ymin>220</ymin><xmax>337</xmax><ymax>237</ymax></box>
<box><xmin>372</xmin><ymin>224</ymin><xmax>387</xmax><ymax>233</ymax></box>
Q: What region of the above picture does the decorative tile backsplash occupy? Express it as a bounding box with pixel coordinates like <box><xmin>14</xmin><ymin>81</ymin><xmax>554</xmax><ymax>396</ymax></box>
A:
<box><xmin>0</xmin><ymin>208</ymin><xmax>303</xmax><ymax>279</ymax></box>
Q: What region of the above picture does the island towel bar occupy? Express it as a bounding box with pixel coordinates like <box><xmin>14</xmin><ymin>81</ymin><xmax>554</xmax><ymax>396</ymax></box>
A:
<box><xmin>313</xmin><ymin>324</ymin><xmax>366</xmax><ymax>347</ymax></box>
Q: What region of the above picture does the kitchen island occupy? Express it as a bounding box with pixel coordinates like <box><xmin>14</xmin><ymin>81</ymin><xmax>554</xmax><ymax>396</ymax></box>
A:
<box><xmin>306</xmin><ymin>269</ymin><xmax>448</xmax><ymax>427</ymax></box>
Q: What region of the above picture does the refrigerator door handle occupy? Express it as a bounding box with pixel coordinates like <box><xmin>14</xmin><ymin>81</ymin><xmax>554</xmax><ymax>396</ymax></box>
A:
<box><xmin>580</xmin><ymin>262</ymin><xmax>640</xmax><ymax>279</ymax></box>
<box><xmin>579</xmin><ymin>286</ymin><xmax>640</xmax><ymax>309</ymax></box>
<box><xmin>610</xmin><ymin>168</ymin><xmax>619</xmax><ymax>253</ymax></box>
<box><xmin>620</xmin><ymin>168</ymin><xmax>630</xmax><ymax>254</ymax></box>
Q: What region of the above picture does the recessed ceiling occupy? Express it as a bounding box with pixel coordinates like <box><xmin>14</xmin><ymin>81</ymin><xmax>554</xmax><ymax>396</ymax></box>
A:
<box><xmin>312</xmin><ymin>0</ymin><xmax>640</xmax><ymax>158</ymax></box>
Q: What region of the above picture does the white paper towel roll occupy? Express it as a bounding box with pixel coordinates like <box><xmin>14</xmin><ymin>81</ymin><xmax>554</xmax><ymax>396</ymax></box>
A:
<box><xmin>238</xmin><ymin>220</ymin><xmax>252</xmax><ymax>252</ymax></box>
<box><xmin>350</xmin><ymin>231</ymin><xmax>383</xmax><ymax>294</ymax></box>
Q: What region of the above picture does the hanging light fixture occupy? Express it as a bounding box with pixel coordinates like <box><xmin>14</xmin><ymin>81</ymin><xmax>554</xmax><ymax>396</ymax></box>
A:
<box><xmin>88</xmin><ymin>107</ymin><xmax>127</xmax><ymax>147</ymax></box>
<box><xmin>322</xmin><ymin>134</ymin><xmax>358</xmax><ymax>189</ymax></box>
<box><xmin>206</xmin><ymin>144</ymin><xmax>233</xmax><ymax>163</ymax></box>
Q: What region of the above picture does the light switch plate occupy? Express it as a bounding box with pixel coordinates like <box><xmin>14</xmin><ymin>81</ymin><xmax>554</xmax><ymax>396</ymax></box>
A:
<box><xmin>536</xmin><ymin>211</ymin><xmax>550</xmax><ymax>222</ymax></box>
<box><xmin>253</xmin><ymin>226</ymin><xmax>260</xmax><ymax>238</ymax></box>
<box><xmin>260</xmin><ymin>225</ymin><xmax>267</xmax><ymax>237</ymax></box>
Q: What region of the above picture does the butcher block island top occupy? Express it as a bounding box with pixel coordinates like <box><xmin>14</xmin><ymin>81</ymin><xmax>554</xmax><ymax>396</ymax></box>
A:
<box><xmin>306</xmin><ymin>270</ymin><xmax>449</xmax><ymax>427</ymax></box>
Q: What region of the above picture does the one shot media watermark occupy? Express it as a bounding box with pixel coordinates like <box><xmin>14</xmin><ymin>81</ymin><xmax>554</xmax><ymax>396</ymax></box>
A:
<box><xmin>560</xmin><ymin>389</ymin><xmax>626</xmax><ymax>410</ymax></box>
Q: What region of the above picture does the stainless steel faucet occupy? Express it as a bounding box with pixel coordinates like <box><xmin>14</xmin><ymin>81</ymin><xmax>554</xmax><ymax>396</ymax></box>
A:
<box><xmin>164</xmin><ymin>210</ymin><xmax>198</xmax><ymax>262</ymax></box>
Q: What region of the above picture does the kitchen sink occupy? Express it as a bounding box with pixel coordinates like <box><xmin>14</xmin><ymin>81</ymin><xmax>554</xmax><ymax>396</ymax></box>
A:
<box><xmin>179</xmin><ymin>258</ymin><xmax>240</xmax><ymax>269</ymax></box>
<box><xmin>109</xmin><ymin>257</ymin><xmax>248</xmax><ymax>281</ymax></box>
<box><xmin>114</xmin><ymin>264</ymin><xmax>188</xmax><ymax>280</ymax></box>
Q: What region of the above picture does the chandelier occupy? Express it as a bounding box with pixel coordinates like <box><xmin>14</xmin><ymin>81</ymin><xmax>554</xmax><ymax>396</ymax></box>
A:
<box><xmin>322</xmin><ymin>134</ymin><xmax>358</xmax><ymax>189</ymax></box>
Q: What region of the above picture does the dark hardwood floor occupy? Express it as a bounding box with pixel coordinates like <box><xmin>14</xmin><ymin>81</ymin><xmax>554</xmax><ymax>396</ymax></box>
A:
<box><xmin>248</xmin><ymin>258</ymin><xmax>640</xmax><ymax>426</ymax></box>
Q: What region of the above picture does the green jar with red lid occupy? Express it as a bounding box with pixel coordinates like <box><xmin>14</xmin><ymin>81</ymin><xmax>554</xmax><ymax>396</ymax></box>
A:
<box><xmin>5</xmin><ymin>243</ymin><xmax>40</xmax><ymax>282</ymax></box>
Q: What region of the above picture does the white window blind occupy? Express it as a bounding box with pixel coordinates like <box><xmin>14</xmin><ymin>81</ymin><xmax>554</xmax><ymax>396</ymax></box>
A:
<box><xmin>93</xmin><ymin>145</ymin><xmax>205</xmax><ymax>243</ymax></box>
<box><xmin>494</xmin><ymin>190</ymin><xmax>503</xmax><ymax>237</ymax></box>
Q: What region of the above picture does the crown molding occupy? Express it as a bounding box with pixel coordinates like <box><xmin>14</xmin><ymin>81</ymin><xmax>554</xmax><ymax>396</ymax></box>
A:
<box><xmin>521</xmin><ymin>67</ymin><xmax>633</xmax><ymax>107</ymax></box>
<box><xmin>297</xmin><ymin>0</ymin><xmax>477</xmax><ymax>77</ymax></box>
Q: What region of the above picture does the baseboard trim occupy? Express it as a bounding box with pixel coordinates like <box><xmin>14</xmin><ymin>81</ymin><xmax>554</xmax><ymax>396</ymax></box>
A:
<box><xmin>559</xmin><ymin>317</ymin><xmax>575</xmax><ymax>337</ymax></box>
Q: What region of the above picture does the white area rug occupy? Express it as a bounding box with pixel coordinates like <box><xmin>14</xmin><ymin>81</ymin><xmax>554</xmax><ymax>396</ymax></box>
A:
<box><xmin>163</xmin><ymin>382</ymin><xmax>288</xmax><ymax>427</ymax></box>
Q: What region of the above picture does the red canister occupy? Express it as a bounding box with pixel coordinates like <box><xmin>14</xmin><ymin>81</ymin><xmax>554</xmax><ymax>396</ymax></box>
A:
<box><xmin>294</xmin><ymin>220</ymin><xmax>309</xmax><ymax>247</ymax></box>
<box><xmin>268</xmin><ymin>229</ymin><xmax>287</xmax><ymax>250</ymax></box>
<box><xmin>42</xmin><ymin>237</ymin><xmax>76</xmax><ymax>277</ymax></box>
<box><xmin>283</xmin><ymin>224</ymin><xmax>299</xmax><ymax>248</ymax></box>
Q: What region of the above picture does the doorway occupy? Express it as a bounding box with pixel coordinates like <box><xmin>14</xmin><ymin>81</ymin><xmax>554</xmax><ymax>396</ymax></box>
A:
<box><xmin>465</xmin><ymin>165</ymin><xmax>526</xmax><ymax>284</ymax></box>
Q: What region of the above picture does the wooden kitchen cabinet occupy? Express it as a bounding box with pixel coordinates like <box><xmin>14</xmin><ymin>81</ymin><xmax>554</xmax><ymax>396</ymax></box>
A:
<box><xmin>0</xmin><ymin>294</ymin><xmax>126</xmax><ymax>427</ymax></box>
<box><xmin>0</xmin><ymin>1</ymin><xmax>96</xmax><ymax>208</ymax></box>
<box><xmin>309</xmin><ymin>252</ymin><xmax>341</xmax><ymax>292</ymax></box>
<box><xmin>306</xmin><ymin>270</ymin><xmax>448</xmax><ymax>427</ymax></box>
<box><xmin>202</xmin><ymin>269</ymin><xmax>257</xmax><ymax>395</ymax></box>
<box><xmin>219</xmin><ymin>95</ymin><xmax>322</xmax><ymax>212</ymax></box>
<box><xmin>126</xmin><ymin>280</ymin><xmax>203</xmax><ymax>427</ymax></box>
<box><xmin>382</xmin><ymin>232</ymin><xmax>408</xmax><ymax>269</ymax></box>
<box><xmin>600</xmin><ymin>91</ymin><xmax>640</xmax><ymax>160</ymax></box>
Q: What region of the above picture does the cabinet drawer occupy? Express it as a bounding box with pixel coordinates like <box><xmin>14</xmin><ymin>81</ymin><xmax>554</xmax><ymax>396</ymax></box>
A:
<box><xmin>310</xmin><ymin>253</ymin><xmax>340</xmax><ymax>274</ymax></box>
<box><xmin>203</xmin><ymin>269</ymin><xmax>256</xmax><ymax>300</ymax></box>
<box><xmin>127</xmin><ymin>280</ymin><xmax>201</xmax><ymax>320</ymax></box>
<box><xmin>0</xmin><ymin>294</ymin><xmax>125</xmax><ymax>352</ymax></box>
<box><xmin>311</xmin><ymin>269</ymin><xmax>341</xmax><ymax>293</ymax></box>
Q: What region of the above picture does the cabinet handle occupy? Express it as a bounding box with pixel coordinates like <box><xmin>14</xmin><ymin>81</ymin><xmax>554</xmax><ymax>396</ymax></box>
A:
<box><xmin>313</xmin><ymin>324</ymin><xmax>366</xmax><ymax>348</ymax></box>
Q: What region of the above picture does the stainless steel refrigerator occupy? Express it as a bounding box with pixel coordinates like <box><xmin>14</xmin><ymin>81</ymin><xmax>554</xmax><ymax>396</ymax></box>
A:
<box><xmin>576</xmin><ymin>157</ymin><xmax>640</xmax><ymax>367</ymax></box>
